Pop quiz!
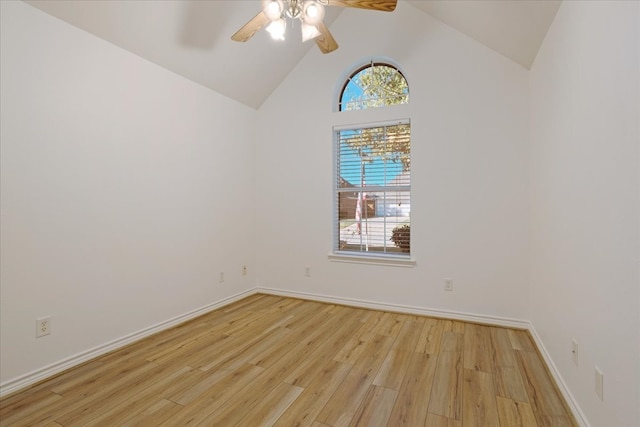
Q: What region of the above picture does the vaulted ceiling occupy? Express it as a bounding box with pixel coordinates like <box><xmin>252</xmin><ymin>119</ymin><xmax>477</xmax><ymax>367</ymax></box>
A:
<box><xmin>24</xmin><ymin>0</ymin><xmax>561</xmax><ymax>109</ymax></box>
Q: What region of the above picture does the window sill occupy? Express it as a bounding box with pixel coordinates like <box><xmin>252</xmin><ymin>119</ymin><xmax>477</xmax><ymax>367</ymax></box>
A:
<box><xmin>328</xmin><ymin>252</ymin><xmax>416</xmax><ymax>267</ymax></box>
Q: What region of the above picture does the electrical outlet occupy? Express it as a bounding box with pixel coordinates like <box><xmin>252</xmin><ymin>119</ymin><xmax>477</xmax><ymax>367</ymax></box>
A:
<box><xmin>444</xmin><ymin>279</ymin><xmax>453</xmax><ymax>291</ymax></box>
<box><xmin>36</xmin><ymin>317</ymin><xmax>51</xmax><ymax>338</ymax></box>
<box><xmin>242</xmin><ymin>265</ymin><xmax>247</xmax><ymax>276</ymax></box>
<box><xmin>219</xmin><ymin>272</ymin><xmax>225</xmax><ymax>282</ymax></box>
<box><xmin>595</xmin><ymin>367</ymin><xmax>604</xmax><ymax>401</ymax></box>
<box><xmin>305</xmin><ymin>266</ymin><xmax>311</xmax><ymax>277</ymax></box>
<box><xmin>571</xmin><ymin>339</ymin><xmax>578</xmax><ymax>366</ymax></box>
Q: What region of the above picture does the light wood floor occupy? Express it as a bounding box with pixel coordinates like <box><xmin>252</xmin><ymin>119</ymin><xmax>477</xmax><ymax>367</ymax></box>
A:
<box><xmin>1</xmin><ymin>294</ymin><xmax>577</xmax><ymax>427</ymax></box>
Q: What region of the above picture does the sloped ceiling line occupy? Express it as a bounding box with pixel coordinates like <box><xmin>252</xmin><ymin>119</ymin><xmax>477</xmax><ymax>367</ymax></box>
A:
<box><xmin>24</xmin><ymin>0</ymin><xmax>561</xmax><ymax>109</ymax></box>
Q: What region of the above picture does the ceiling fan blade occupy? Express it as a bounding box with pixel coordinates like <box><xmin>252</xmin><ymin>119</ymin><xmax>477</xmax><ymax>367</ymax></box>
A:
<box><xmin>315</xmin><ymin>22</ymin><xmax>339</xmax><ymax>54</ymax></box>
<box><xmin>231</xmin><ymin>11</ymin><xmax>270</xmax><ymax>42</ymax></box>
<box><xmin>326</xmin><ymin>0</ymin><xmax>397</xmax><ymax>12</ymax></box>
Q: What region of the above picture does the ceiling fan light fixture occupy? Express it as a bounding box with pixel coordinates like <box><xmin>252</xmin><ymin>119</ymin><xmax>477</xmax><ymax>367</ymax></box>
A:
<box><xmin>233</xmin><ymin>0</ymin><xmax>397</xmax><ymax>53</ymax></box>
<box><xmin>263</xmin><ymin>0</ymin><xmax>284</xmax><ymax>21</ymax></box>
<box><xmin>266</xmin><ymin>18</ymin><xmax>286</xmax><ymax>40</ymax></box>
<box><xmin>302</xmin><ymin>1</ymin><xmax>324</xmax><ymax>25</ymax></box>
<box><xmin>301</xmin><ymin>23</ymin><xmax>321</xmax><ymax>42</ymax></box>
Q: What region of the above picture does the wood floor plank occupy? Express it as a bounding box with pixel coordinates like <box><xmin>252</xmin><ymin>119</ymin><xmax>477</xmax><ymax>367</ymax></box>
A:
<box><xmin>279</xmin><ymin>301</ymin><xmax>331</xmax><ymax>330</ymax></box>
<box><xmin>12</xmin><ymin>360</ymin><xmax>160</xmax><ymax>426</ymax></box>
<box><xmin>56</xmin><ymin>362</ymin><xmax>187</xmax><ymax>426</ymax></box>
<box><xmin>193</xmin><ymin>318</ymin><xmax>339</xmax><ymax>427</ymax></box>
<box><xmin>427</xmin><ymin>348</ymin><xmax>463</xmax><ymax>420</ymax></box>
<box><xmin>416</xmin><ymin>318</ymin><xmax>444</xmax><ymax>354</ymax></box>
<box><xmin>535</xmin><ymin>415</ymin><xmax>576</xmax><ymax>427</ymax></box>
<box><xmin>196</xmin><ymin>318</ymin><xmax>292</xmax><ymax>371</ymax></box>
<box><xmin>175</xmin><ymin>334</ymin><xmax>238</xmax><ymax>369</ymax></box>
<box><xmin>333</xmin><ymin>310</ymin><xmax>390</xmax><ymax>364</ymax></box>
<box><xmin>440</xmin><ymin>330</ymin><xmax>464</xmax><ymax>353</ymax></box>
<box><xmin>515</xmin><ymin>351</ymin><xmax>576</xmax><ymax>427</ymax></box>
<box><xmin>210</xmin><ymin>326</ymin><xmax>293</xmax><ymax>372</ymax></box>
<box><xmin>249</xmin><ymin>305</ymin><xmax>336</xmax><ymax>369</ymax></box>
<box><xmin>145</xmin><ymin>330</ymin><xmax>229</xmax><ymax>365</ymax></box>
<box><xmin>159</xmin><ymin>363</ymin><xmax>265</xmax><ymax>426</ymax></box>
<box><xmin>508</xmin><ymin>329</ymin><xmax>537</xmax><ymax>352</ymax></box>
<box><xmin>354</xmin><ymin>309</ymin><xmax>387</xmax><ymax>342</ymax></box>
<box><xmin>316</xmin><ymin>334</ymin><xmax>395</xmax><ymax>427</ymax></box>
<box><xmin>464</xmin><ymin>323</ymin><xmax>494</xmax><ymax>373</ymax></box>
<box><xmin>197</xmin><ymin>369</ymin><xmax>288</xmax><ymax>426</ymax></box>
<box><xmin>333</xmin><ymin>334</ymin><xmax>368</xmax><ymax>365</ymax></box>
<box><xmin>120</xmin><ymin>398</ymin><xmax>183</xmax><ymax>426</ymax></box>
<box><xmin>97</xmin><ymin>322</ymin><xmax>217</xmax><ymax>367</ymax></box>
<box><xmin>443</xmin><ymin>320</ymin><xmax>466</xmax><ymax>334</ymax></box>
<box><xmin>377</xmin><ymin>312</ymin><xmax>405</xmax><ymax>337</ymax></box>
<box><xmin>425</xmin><ymin>413</ymin><xmax>463</xmax><ymax>427</ymax></box>
<box><xmin>462</xmin><ymin>368</ymin><xmax>499</xmax><ymax>427</ymax></box>
<box><xmin>496</xmin><ymin>396</ymin><xmax>539</xmax><ymax>427</ymax></box>
<box><xmin>76</xmin><ymin>366</ymin><xmax>195</xmax><ymax>426</ymax></box>
<box><xmin>234</xmin><ymin>381</ymin><xmax>304</xmax><ymax>427</ymax></box>
<box><xmin>348</xmin><ymin>385</ymin><xmax>398</xmax><ymax>427</ymax></box>
<box><xmin>185</xmin><ymin>334</ymin><xmax>245</xmax><ymax>371</ymax></box>
<box><xmin>0</xmin><ymin>387</ymin><xmax>61</xmax><ymax>417</ymax></box>
<box><xmin>258</xmin><ymin>308</ymin><xmax>353</xmax><ymax>388</ymax></box>
<box><xmin>493</xmin><ymin>365</ymin><xmax>530</xmax><ymax>403</ymax></box>
<box><xmin>373</xmin><ymin>320</ymin><xmax>422</xmax><ymax>390</ymax></box>
<box><xmin>490</xmin><ymin>327</ymin><xmax>517</xmax><ymax>368</ymax></box>
<box><xmin>162</xmin><ymin>366</ymin><xmax>231</xmax><ymax>406</ymax></box>
<box><xmin>386</xmin><ymin>351</ymin><xmax>437</xmax><ymax>426</ymax></box>
<box><xmin>283</xmin><ymin>311</ymin><xmax>363</xmax><ymax>388</ymax></box>
<box><xmin>222</xmin><ymin>294</ymin><xmax>282</xmax><ymax>314</ymax></box>
<box><xmin>274</xmin><ymin>360</ymin><xmax>352</xmax><ymax>427</ymax></box>
<box><xmin>222</xmin><ymin>297</ymin><xmax>302</xmax><ymax>337</ymax></box>
<box><xmin>50</xmin><ymin>355</ymin><xmax>149</xmax><ymax>396</ymax></box>
<box><xmin>0</xmin><ymin>295</ymin><xmax>577</xmax><ymax>427</ymax></box>
<box><xmin>0</xmin><ymin>391</ymin><xmax>63</xmax><ymax>427</ymax></box>
<box><xmin>0</xmin><ymin>360</ymin><xmax>104</xmax><ymax>409</ymax></box>
<box><xmin>489</xmin><ymin>326</ymin><xmax>530</xmax><ymax>403</ymax></box>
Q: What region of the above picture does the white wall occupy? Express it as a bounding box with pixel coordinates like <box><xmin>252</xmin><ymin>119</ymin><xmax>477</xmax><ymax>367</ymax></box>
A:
<box><xmin>0</xmin><ymin>1</ymin><xmax>256</xmax><ymax>386</ymax></box>
<box><xmin>255</xmin><ymin>1</ymin><xmax>531</xmax><ymax>321</ymax></box>
<box><xmin>4</xmin><ymin>2</ymin><xmax>637</xmax><ymax>425</ymax></box>
<box><xmin>529</xmin><ymin>2</ymin><xmax>640</xmax><ymax>426</ymax></box>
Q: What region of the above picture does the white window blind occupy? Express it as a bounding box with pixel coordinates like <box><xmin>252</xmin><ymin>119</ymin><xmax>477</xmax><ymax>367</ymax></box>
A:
<box><xmin>335</xmin><ymin>121</ymin><xmax>411</xmax><ymax>257</ymax></box>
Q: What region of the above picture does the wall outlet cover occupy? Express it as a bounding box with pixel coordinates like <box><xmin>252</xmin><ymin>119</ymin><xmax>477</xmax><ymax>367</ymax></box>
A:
<box><xmin>36</xmin><ymin>317</ymin><xmax>51</xmax><ymax>338</ymax></box>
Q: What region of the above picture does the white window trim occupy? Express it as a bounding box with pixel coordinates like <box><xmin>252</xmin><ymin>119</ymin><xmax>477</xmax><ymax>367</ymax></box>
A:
<box><xmin>332</xmin><ymin>119</ymin><xmax>409</xmax><ymax>132</ymax></box>
<box><xmin>332</xmin><ymin>119</ymin><xmax>412</xmax><ymax>263</ymax></box>
<box><xmin>328</xmin><ymin>252</ymin><xmax>416</xmax><ymax>267</ymax></box>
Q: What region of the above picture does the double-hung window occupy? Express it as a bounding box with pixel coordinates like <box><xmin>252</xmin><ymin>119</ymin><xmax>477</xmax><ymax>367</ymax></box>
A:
<box><xmin>333</xmin><ymin>62</ymin><xmax>411</xmax><ymax>262</ymax></box>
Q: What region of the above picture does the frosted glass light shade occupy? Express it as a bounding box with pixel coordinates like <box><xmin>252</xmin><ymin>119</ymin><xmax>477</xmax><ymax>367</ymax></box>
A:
<box><xmin>266</xmin><ymin>18</ymin><xmax>286</xmax><ymax>40</ymax></box>
<box><xmin>301</xmin><ymin>23</ymin><xmax>321</xmax><ymax>42</ymax></box>
<box><xmin>263</xmin><ymin>0</ymin><xmax>284</xmax><ymax>21</ymax></box>
<box><xmin>302</xmin><ymin>1</ymin><xmax>324</xmax><ymax>25</ymax></box>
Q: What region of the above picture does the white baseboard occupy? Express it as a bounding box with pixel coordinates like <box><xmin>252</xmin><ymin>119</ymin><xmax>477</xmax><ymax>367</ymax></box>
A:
<box><xmin>0</xmin><ymin>288</ymin><xmax>257</xmax><ymax>398</ymax></box>
<box><xmin>528</xmin><ymin>325</ymin><xmax>591</xmax><ymax>427</ymax></box>
<box><xmin>257</xmin><ymin>286</ymin><xmax>530</xmax><ymax>329</ymax></box>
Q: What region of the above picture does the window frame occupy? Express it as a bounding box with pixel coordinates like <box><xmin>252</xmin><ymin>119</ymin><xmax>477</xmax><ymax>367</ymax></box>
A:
<box><xmin>331</xmin><ymin>119</ymin><xmax>415</xmax><ymax>267</ymax></box>
<box><xmin>338</xmin><ymin>62</ymin><xmax>410</xmax><ymax>112</ymax></box>
<box><xmin>330</xmin><ymin>60</ymin><xmax>414</xmax><ymax>267</ymax></box>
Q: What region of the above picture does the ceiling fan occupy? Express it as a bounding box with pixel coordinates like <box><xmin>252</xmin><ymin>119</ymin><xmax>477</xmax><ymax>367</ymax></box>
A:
<box><xmin>231</xmin><ymin>0</ymin><xmax>398</xmax><ymax>54</ymax></box>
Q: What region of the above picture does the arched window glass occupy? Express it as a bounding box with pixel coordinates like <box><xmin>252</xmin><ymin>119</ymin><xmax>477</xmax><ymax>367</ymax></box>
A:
<box><xmin>339</xmin><ymin>63</ymin><xmax>409</xmax><ymax>111</ymax></box>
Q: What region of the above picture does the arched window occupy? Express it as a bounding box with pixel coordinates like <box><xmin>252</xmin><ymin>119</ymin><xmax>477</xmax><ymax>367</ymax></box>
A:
<box><xmin>339</xmin><ymin>62</ymin><xmax>409</xmax><ymax>111</ymax></box>
<box><xmin>333</xmin><ymin>62</ymin><xmax>412</xmax><ymax>264</ymax></box>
